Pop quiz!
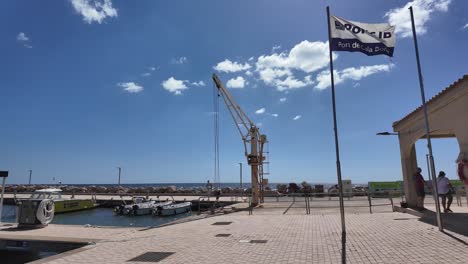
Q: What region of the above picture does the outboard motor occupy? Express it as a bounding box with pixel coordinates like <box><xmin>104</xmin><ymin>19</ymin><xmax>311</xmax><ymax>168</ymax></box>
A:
<box><xmin>152</xmin><ymin>206</ymin><xmax>163</xmax><ymax>216</ymax></box>
<box><xmin>132</xmin><ymin>204</ymin><xmax>139</xmax><ymax>215</ymax></box>
<box><xmin>114</xmin><ymin>204</ymin><xmax>124</xmax><ymax>215</ymax></box>
<box><xmin>17</xmin><ymin>199</ymin><xmax>55</xmax><ymax>228</ymax></box>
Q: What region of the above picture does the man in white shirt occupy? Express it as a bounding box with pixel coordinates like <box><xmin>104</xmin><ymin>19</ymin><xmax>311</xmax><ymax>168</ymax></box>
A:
<box><xmin>437</xmin><ymin>171</ymin><xmax>453</xmax><ymax>213</ymax></box>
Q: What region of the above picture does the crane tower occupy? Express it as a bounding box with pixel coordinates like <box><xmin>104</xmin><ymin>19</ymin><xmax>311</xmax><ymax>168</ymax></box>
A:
<box><xmin>212</xmin><ymin>74</ymin><xmax>268</xmax><ymax>205</ymax></box>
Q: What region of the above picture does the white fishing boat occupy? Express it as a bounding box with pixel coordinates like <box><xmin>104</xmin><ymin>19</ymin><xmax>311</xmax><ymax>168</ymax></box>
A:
<box><xmin>152</xmin><ymin>202</ymin><xmax>192</xmax><ymax>216</ymax></box>
<box><xmin>114</xmin><ymin>196</ymin><xmax>172</xmax><ymax>216</ymax></box>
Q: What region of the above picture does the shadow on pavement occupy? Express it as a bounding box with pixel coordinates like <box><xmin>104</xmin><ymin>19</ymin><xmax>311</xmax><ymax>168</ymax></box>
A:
<box><xmin>418</xmin><ymin>211</ymin><xmax>468</xmax><ymax>237</ymax></box>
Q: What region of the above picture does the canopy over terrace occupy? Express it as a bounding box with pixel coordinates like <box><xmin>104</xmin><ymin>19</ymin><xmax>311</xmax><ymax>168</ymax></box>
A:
<box><xmin>392</xmin><ymin>75</ymin><xmax>468</xmax><ymax>207</ymax></box>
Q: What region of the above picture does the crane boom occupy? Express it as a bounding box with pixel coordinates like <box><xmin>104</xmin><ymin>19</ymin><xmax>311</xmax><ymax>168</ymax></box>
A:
<box><xmin>212</xmin><ymin>74</ymin><xmax>267</xmax><ymax>205</ymax></box>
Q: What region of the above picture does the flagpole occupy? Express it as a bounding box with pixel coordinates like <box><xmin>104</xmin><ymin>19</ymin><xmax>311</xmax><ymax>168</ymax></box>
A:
<box><xmin>326</xmin><ymin>6</ymin><xmax>346</xmax><ymax>236</ymax></box>
<box><xmin>409</xmin><ymin>6</ymin><xmax>442</xmax><ymax>231</ymax></box>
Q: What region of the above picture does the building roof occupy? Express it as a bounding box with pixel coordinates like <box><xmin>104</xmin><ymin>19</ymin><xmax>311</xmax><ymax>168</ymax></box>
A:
<box><xmin>393</xmin><ymin>75</ymin><xmax>468</xmax><ymax>128</ymax></box>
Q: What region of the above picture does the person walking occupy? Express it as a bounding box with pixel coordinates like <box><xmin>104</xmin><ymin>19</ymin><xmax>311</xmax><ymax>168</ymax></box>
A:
<box><xmin>414</xmin><ymin>167</ymin><xmax>428</xmax><ymax>210</ymax></box>
<box><xmin>437</xmin><ymin>171</ymin><xmax>453</xmax><ymax>213</ymax></box>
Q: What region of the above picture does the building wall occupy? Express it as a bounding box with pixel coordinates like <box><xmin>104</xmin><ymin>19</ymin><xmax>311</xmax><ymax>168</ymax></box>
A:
<box><xmin>393</xmin><ymin>77</ymin><xmax>468</xmax><ymax>207</ymax></box>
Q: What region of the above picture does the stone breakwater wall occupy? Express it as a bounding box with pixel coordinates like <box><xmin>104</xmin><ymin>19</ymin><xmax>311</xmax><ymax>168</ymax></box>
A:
<box><xmin>3</xmin><ymin>184</ymin><xmax>250</xmax><ymax>195</ymax></box>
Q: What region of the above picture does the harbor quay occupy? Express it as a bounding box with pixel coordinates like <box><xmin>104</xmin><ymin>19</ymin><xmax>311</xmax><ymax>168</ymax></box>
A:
<box><xmin>1</xmin><ymin>198</ymin><xmax>467</xmax><ymax>264</ymax></box>
<box><xmin>1</xmin><ymin>193</ymin><xmax>244</xmax><ymax>210</ymax></box>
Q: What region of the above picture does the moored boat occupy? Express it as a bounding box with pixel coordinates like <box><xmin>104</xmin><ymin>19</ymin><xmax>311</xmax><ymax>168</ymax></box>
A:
<box><xmin>18</xmin><ymin>189</ymin><xmax>98</xmax><ymax>214</ymax></box>
<box><xmin>114</xmin><ymin>196</ymin><xmax>173</xmax><ymax>216</ymax></box>
<box><xmin>152</xmin><ymin>202</ymin><xmax>192</xmax><ymax>216</ymax></box>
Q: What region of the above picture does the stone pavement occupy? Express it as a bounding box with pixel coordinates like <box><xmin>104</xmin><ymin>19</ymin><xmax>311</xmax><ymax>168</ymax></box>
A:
<box><xmin>33</xmin><ymin>209</ymin><xmax>467</xmax><ymax>264</ymax></box>
<box><xmin>0</xmin><ymin>223</ymin><xmax>138</xmax><ymax>243</ymax></box>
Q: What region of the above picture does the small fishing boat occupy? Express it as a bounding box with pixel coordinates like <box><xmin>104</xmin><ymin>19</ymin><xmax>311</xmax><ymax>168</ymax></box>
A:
<box><xmin>152</xmin><ymin>202</ymin><xmax>192</xmax><ymax>216</ymax></box>
<box><xmin>114</xmin><ymin>196</ymin><xmax>173</xmax><ymax>216</ymax></box>
<box><xmin>18</xmin><ymin>189</ymin><xmax>98</xmax><ymax>214</ymax></box>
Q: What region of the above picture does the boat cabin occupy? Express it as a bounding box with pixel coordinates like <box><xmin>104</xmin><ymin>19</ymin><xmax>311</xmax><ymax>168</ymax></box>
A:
<box><xmin>30</xmin><ymin>189</ymin><xmax>63</xmax><ymax>200</ymax></box>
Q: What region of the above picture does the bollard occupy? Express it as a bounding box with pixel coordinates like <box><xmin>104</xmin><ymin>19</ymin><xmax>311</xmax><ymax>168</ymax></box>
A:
<box><xmin>367</xmin><ymin>192</ymin><xmax>372</xmax><ymax>214</ymax></box>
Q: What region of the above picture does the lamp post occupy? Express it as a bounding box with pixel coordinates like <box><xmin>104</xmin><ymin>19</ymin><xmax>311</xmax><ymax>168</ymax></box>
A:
<box><xmin>28</xmin><ymin>170</ymin><xmax>32</xmax><ymax>185</ymax></box>
<box><xmin>0</xmin><ymin>171</ymin><xmax>8</xmax><ymax>223</ymax></box>
<box><xmin>117</xmin><ymin>167</ymin><xmax>121</xmax><ymax>186</ymax></box>
<box><xmin>238</xmin><ymin>163</ymin><xmax>243</xmax><ymax>190</ymax></box>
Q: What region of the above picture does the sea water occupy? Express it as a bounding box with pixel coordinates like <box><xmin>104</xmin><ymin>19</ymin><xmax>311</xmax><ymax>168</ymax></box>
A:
<box><xmin>1</xmin><ymin>205</ymin><xmax>191</xmax><ymax>227</ymax></box>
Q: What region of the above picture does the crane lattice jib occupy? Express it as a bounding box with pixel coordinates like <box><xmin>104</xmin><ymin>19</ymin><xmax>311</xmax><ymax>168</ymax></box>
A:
<box><xmin>212</xmin><ymin>74</ymin><xmax>268</xmax><ymax>204</ymax></box>
<box><xmin>212</xmin><ymin>73</ymin><xmax>257</xmax><ymax>157</ymax></box>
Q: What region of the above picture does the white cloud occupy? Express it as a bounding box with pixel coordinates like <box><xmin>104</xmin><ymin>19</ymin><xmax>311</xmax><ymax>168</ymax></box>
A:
<box><xmin>245</xmin><ymin>70</ymin><xmax>252</xmax><ymax>76</ymax></box>
<box><xmin>272</xmin><ymin>45</ymin><xmax>281</xmax><ymax>52</ymax></box>
<box><xmin>118</xmin><ymin>82</ymin><xmax>143</xmax><ymax>93</ymax></box>
<box><xmin>192</xmin><ymin>81</ymin><xmax>206</xmax><ymax>86</ymax></box>
<box><xmin>255</xmin><ymin>108</ymin><xmax>266</xmax><ymax>115</ymax></box>
<box><xmin>256</xmin><ymin>122</ymin><xmax>263</xmax><ymax>127</ymax></box>
<box><xmin>141</xmin><ymin>72</ymin><xmax>151</xmax><ymax>77</ymax></box>
<box><xmin>385</xmin><ymin>0</ymin><xmax>451</xmax><ymax>38</ymax></box>
<box><xmin>213</xmin><ymin>59</ymin><xmax>251</xmax><ymax>73</ymax></box>
<box><xmin>172</xmin><ymin>56</ymin><xmax>188</xmax><ymax>65</ymax></box>
<box><xmin>226</xmin><ymin>76</ymin><xmax>246</xmax><ymax>89</ymax></box>
<box><xmin>17</xmin><ymin>32</ymin><xmax>29</xmax><ymax>42</ymax></box>
<box><xmin>248</xmin><ymin>57</ymin><xmax>254</xmax><ymax>61</ymax></box>
<box><xmin>162</xmin><ymin>77</ymin><xmax>188</xmax><ymax>95</ymax></box>
<box><xmin>70</xmin><ymin>0</ymin><xmax>118</xmax><ymax>24</ymax></box>
<box><xmin>271</xmin><ymin>114</ymin><xmax>279</xmax><ymax>117</ymax></box>
<box><xmin>463</xmin><ymin>23</ymin><xmax>468</xmax><ymax>30</ymax></box>
<box><xmin>292</xmin><ymin>115</ymin><xmax>302</xmax><ymax>121</ymax></box>
<box><xmin>315</xmin><ymin>64</ymin><xmax>394</xmax><ymax>90</ymax></box>
<box><xmin>279</xmin><ymin>97</ymin><xmax>287</xmax><ymax>103</ymax></box>
<box><xmin>149</xmin><ymin>67</ymin><xmax>156</xmax><ymax>71</ymax></box>
<box><xmin>274</xmin><ymin>75</ymin><xmax>314</xmax><ymax>91</ymax></box>
<box><xmin>255</xmin><ymin>40</ymin><xmax>334</xmax><ymax>91</ymax></box>
<box><xmin>17</xmin><ymin>32</ymin><xmax>32</xmax><ymax>48</ymax></box>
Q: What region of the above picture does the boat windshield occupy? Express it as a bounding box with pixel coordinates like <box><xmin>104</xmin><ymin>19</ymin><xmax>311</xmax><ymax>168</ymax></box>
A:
<box><xmin>133</xmin><ymin>197</ymin><xmax>145</xmax><ymax>204</ymax></box>
<box><xmin>30</xmin><ymin>192</ymin><xmax>62</xmax><ymax>199</ymax></box>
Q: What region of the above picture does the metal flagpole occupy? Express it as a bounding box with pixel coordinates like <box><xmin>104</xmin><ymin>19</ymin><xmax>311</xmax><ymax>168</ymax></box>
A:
<box><xmin>409</xmin><ymin>6</ymin><xmax>442</xmax><ymax>231</ymax></box>
<box><xmin>425</xmin><ymin>154</ymin><xmax>432</xmax><ymax>182</ymax></box>
<box><xmin>239</xmin><ymin>162</ymin><xmax>243</xmax><ymax>190</ymax></box>
<box><xmin>326</xmin><ymin>6</ymin><xmax>346</xmax><ymax>236</ymax></box>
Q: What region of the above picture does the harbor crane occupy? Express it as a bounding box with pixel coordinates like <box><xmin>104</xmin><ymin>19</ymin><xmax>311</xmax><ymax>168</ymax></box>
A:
<box><xmin>212</xmin><ymin>74</ymin><xmax>268</xmax><ymax>205</ymax></box>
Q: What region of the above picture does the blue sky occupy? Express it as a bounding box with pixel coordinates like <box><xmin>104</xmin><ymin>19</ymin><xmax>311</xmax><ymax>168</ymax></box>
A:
<box><xmin>1</xmin><ymin>0</ymin><xmax>467</xmax><ymax>185</ymax></box>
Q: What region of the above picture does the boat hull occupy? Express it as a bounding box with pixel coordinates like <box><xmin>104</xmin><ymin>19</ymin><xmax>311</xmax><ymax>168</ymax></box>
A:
<box><xmin>117</xmin><ymin>201</ymin><xmax>173</xmax><ymax>216</ymax></box>
<box><xmin>158</xmin><ymin>202</ymin><xmax>192</xmax><ymax>216</ymax></box>
<box><xmin>53</xmin><ymin>199</ymin><xmax>98</xmax><ymax>214</ymax></box>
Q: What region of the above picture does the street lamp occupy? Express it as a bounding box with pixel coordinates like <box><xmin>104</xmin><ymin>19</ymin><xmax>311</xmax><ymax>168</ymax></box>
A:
<box><xmin>28</xmin><ymin>170</ymin><xmax>32</xmax><ymax>185</ymax></box>
<box><xmin>117</xmin><ymin>167</ymin><xmax>121</xmax><ymax>186</ymax></box>
<box><xmin>238</xmin><ymin>163</ymin><xmax>243</xmax><ymax>190</ymax></box>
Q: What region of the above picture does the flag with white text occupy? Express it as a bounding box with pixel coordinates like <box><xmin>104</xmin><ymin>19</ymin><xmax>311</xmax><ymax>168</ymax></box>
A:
<box><xmin>330</xmin><ymin>15</ymin><xmax>395</xmax><ymax>57</ymax></box>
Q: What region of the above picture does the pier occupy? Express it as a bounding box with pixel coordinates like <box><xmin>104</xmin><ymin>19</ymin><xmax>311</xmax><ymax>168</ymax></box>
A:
<box><xmin>1</xmin><ymin>196</ymin><xmax>467</xmax><ymax>263</ymax></box>
<box><xmin>1</xmin><ymin>193</ymin><xmax>242</xmax><ymax>210</ymax></box>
